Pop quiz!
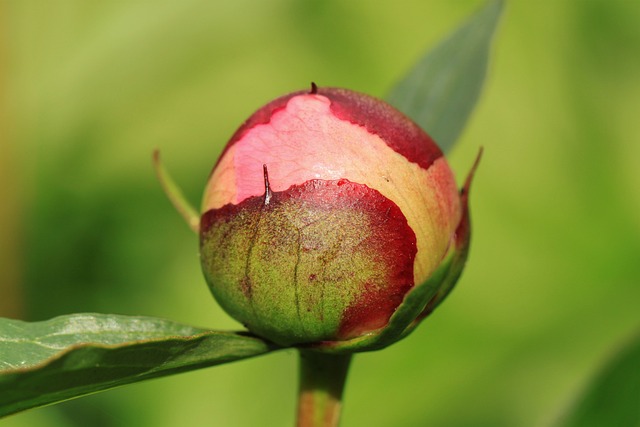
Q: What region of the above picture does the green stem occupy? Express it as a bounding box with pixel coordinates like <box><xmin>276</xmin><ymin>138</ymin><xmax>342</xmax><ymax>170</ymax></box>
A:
<box><xmin>296</xmin><ymin>350</ymin><xmax>352</xmax><ymax>427</ymax></box>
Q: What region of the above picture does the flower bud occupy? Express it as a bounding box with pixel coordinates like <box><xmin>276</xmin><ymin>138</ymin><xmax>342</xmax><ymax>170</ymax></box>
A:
<box><xmin>200</xmin><ymin>85</ymin><xmax>475</xmax><ymax>349</ymax></box>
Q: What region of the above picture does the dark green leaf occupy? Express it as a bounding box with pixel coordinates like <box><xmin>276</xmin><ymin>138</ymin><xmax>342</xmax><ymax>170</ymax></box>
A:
<box><xmin>386</xmin><ymin>0</ymin><xmax>504</xmax><ymax>153</ymax></box>
<box><xmin>0</xmin><ymin>313</ymin><xmax>278</xmax><ymax>417</ymax></box>
<box><xmin>555</xmin><ymin>331</ymin><xmax>640</xmax><ymax>427</ymax></box>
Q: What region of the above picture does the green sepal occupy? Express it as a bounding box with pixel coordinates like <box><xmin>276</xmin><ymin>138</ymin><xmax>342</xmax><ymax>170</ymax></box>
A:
<box><xmin>305</xmin><ymin>240</ymin><xmax>456</xmax><ymax>354</ymax></box>
<box><xmin>407</xmin><ymin>148</ymin><xmax>482</xmax><ymax>328</ymax></box>
<box><xmin>152</xmin><ymin>149</ymin><xmax>200</xmax><ymax>233</ymax></box>
<box><xmin>304</xmin><ymin>150</ymin><xmax>481</xmax><ymax>354</ymax></box>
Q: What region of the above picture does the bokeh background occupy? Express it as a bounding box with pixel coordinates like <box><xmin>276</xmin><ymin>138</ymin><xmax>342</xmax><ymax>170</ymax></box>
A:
<box><xmin>2</xmin><ymin>0</ymin><xmax>639</xmax><ymax>426</ymax></box>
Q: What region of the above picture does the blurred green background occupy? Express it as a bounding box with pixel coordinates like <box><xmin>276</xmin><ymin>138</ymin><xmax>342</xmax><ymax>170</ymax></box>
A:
<box><xmin>2</xmin><ymin>1</ymin><xmax>639</xmax><ymax>426</ymax></box>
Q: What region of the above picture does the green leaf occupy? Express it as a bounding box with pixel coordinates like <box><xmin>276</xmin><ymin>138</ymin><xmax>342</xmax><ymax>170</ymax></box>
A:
<box><xmin>0</xmin><ymin>313</ymin><xmax>278</xmax><ymax>417</ymax></box>
<box><xmin>554</xmin><ymin>331</ymin><xmax>640</xmax><ymax>427</ymax></box>
<box><xmin>386</xmin><ymin>0</ymin><xmax>504</xmax><ymax>153</ymax></box>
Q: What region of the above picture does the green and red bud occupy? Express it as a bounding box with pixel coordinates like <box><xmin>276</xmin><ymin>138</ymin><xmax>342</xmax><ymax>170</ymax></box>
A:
<box><xmin>199</xmin><ymin>85</ymin><xmax>476</xmax><ymax>350</ymax></box>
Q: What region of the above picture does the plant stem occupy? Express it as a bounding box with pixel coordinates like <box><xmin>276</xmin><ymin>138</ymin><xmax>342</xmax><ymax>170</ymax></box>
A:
<box><xmin>296</xmin><ymin>350</ymin><xmax>352</xmax><ymax>427</ymax></box>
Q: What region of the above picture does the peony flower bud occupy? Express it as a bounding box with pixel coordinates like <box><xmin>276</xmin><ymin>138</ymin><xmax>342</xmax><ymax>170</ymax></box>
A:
<box><xmin>200</xmin><ymin>84</ymin><xmax>478</xmax><ymax>350</ymax></box>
